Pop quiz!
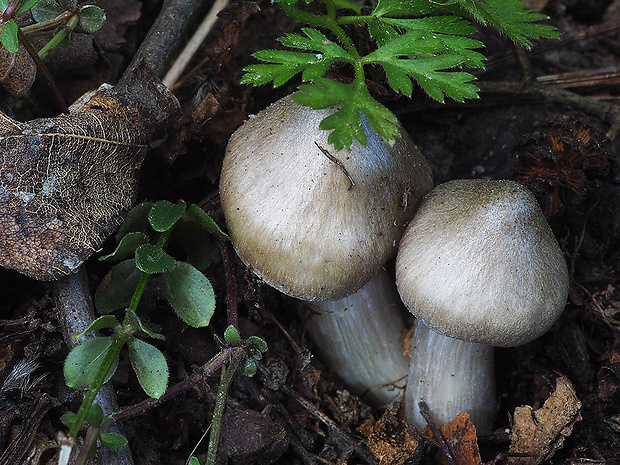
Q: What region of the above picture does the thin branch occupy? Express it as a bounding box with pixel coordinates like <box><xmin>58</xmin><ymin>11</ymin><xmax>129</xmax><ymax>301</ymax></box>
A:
<box><xmin>218</xmin><ymin>239</ymin><xmax>238</xmax><ymax>330</ymax></box>
<box><xmin>477</xmin><ymin>80</ymin><xmax>620</xmax><ymax>140</ymax></box>
<box><xmin>418</xmin><ymin>401</ymin><xmax>456</xmax><ymax>465</ymax></box>
<box><xmin>16</xmin><ymin>28</ymin><xmax>68</xmax><ymax>114</ymax></box>
<box><xmin>163</xmin><ymin>0</ymin><xmax>230</xmax><ymax>89</ymax></box>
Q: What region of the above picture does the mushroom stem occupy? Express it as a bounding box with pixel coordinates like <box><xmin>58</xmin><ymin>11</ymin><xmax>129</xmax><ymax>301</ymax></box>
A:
<box><xmin>306</xmin><ymin>269</ymin><xmax>410</xmax><ymax>406</ymax></box>
<box><xmin>405</xmin><ymin>321</ymin><xmax>497</xmax><ymax>433</ymax></box>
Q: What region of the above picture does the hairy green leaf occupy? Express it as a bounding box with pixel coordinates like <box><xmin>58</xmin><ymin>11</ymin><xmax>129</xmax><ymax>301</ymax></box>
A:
<box><xmin>1</xmin><ymin>19</ymin><xmax>19</xmax><ymax>53</ymax></box>
<box><xmin>95</xmin><ymin>259</ymin><xmax>142</xmax><ymax>313</ymax></box>
<box><xmin>125</xmin><ymin>308</ymin><xmax>166</xmax><ymax>341</ymax></box>
<box><xmin>162</xmin><ymin>262</ymin><xmax>215</xmax><ymax>328</ymax></box>
<box><xmin>99</xmin><ymin>232</ymin><xmax>150</xmax><ymax>261</ymax></box>
<box><xmin>135</xmin><ymin>244</ymin><xmax>176</xmax><ymax>274</ymax></box>
<box><xmin>224</xmin><ymin>325</ymin><xmax>241</xmax><ymax>345</ymax></box>
<box><xmin>100</xmin><ymin>433</ymin><xmax>128</xmax><ymax>450</ymax></box>
<box><xmin>128</xmin><ymin>338</ymin><xmax>168</xmax><ymax>399</ymax></box>
<box><xmin>148</xmin><ymin>200</ymin><xmax>186</xmax><ymax>233</ymax></box>
<box><xmin>64</xmin><ymin>337</ymin><xmax>119</xmax><ymax>388</ymax></box>
<box><xmin>61</xmin><ymin>413</ymin><xmax>77</xmax><ymax>428</ymax></box>
<box><xmin>72</xmin><ymin>315</ymin><xmax>120</xmax><ymax>339</ymax></box>
<box><xmin>115</xmin><ymin>202</ymin><xmax>153</xmax><ymax>242</ymax></box>
<box><xmin>86</xmin><ymin>403</ymin><xmax>104</xmax><ymax>427</ymax></box>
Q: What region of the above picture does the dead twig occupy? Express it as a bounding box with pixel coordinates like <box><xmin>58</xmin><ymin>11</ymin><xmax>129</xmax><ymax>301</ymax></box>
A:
<box><xmin>418</xmin><ymin>401</ymin><xmax>456</xmax><ymax>465</ymax></box>
<box><xmin>477</xmin><ymin>81</ymin><xmax>620</xmax><ymax>140</ymax></box>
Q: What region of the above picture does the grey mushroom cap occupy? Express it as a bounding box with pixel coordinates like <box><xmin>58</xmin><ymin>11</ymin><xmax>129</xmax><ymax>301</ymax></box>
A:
<box><xmin>220</xmin><ymin>94</ymin><xmax>433</xmax><ymax>301</ymax></box>
<box><xmin>395</xmin><ymin>179</ymin><xmax>570</xmax><ymax>347</ymax></box>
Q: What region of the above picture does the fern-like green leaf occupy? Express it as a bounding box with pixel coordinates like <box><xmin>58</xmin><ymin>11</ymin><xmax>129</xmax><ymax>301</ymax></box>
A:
<box><xmin>294</xmin><ymin>78</ymin><xmax>400</xmax><ymax>150</ymax></box>
<box><xmin>450</xmin><ymin>0</ymin><xmax>560</xmax><ymax>48</ymax></box>
<box><xmin>364</xmin><ymin>30</ymin><xmax>482</xmax><ymax>101</ymax></box>
<box><xmin>241</xmin><ymin>28</ymin><xmax>353</xmax><ymax>87</ymax></box>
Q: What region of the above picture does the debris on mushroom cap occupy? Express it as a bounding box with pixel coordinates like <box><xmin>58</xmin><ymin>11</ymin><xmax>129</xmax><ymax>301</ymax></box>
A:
<box><xmin>220</xmin><ymin>94</ymin><xmax>433</xmax><ymax>301</ymax></box>
<box><xmin>0</xmin><ymin>73</ymin><xmax>180</xmax><ymax>280</ymax></box>
<box><xmin>395</xmin><ymin>179</ymin><xmax>570</xmax><ymax>347</ymax></box>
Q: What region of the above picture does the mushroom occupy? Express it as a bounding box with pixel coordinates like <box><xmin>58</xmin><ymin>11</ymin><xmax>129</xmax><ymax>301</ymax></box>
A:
<box><xmin>220</xmin><ymin>94</ymin><xmax>433</xmax><ymax>404</ymax></box>
<box><xmin>307</xmin><ymin>268</ymin><xmax>410</xmax><ymax>404</ymax></box>
<box><xmin>395</xmin><ymin>179</ymin><xmax>570</xmax><ymax>431</ymax></box>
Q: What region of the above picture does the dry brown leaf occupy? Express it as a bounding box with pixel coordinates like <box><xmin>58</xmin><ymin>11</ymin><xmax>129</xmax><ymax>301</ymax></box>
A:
<box><xmin>358</xmin><ymin>403</ymin><xmax>422</xmax><ymax>465</ymax></box>
<box><xmin>0</xmin><ymin>37</ymin><xmax>36</xmax><ymax>97</ymax></box>
<box><xmin>0</xmin><ymin>66</ymin><xmax>179</xmax><ymax>280</ymax></box>
<box><xmin>507</xmin><ymin>375</ymin><xmax>582</xmax><ymax>465</ymax></box>
<box><xmin>437</xmin><ymin>413</ymin><xmax>483</xmax><ymax>465</ymax></box>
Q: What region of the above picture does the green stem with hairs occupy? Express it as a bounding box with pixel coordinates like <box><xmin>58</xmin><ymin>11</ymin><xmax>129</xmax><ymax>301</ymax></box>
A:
<box><xmin>204</xmin><ymin>348</ymin><xmax>247</xmax><ymax>465</ymax></box>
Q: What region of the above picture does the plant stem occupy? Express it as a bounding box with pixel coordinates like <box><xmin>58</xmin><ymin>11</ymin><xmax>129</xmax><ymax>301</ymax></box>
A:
<box><xmin>75</xmin><ymin>424</ymin><xmax>101</xmax><ymax>465</ymax></box>
<box><xmin>16</xmin><ymin>27</ymin><xmax>69</xmax><ymax>114</ymax></box>
<box><xmin>335</xmin><ymin>15</ymin><xmax>372</xmax><ymax>25</ymax></box>
<box><xmin>38</xmin><ymin>13</ymin><xmax>79</xmax><ymax>59</ymax></box>
<box><xmin>21</xmin><ymin>10</ymin><xmax>74</xmax><ymax>34</ymax></box>
<box><xmin>204</xmin><ymin>348</ymin><xmax>246</xmax><ymax>465</ymax></box>
<box><xmin>68</xmin><ymin>331</ymin><xmax>130</xmax><ymax>438</ymax></box>
<box><xmin>111</xmin><ymin>347</ymin><xmax>235</xmax><ymax>423</ymax></box>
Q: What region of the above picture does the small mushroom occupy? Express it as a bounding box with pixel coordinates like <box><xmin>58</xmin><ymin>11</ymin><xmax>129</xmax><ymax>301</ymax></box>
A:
<box><xmin>395</xmin><ymin>179</ymin><xmax>569</xmax><ymax>431</ymax></box>
<box><xmin>220</xmin><ymin>94</ymin><xmax>433</xmax><ymax>404</ymax></box>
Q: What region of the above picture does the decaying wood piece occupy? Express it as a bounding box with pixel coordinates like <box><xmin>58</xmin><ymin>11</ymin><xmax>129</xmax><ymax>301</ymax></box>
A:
<box><xmin>0</xmin><ymin>66</ymin><xmax>179</xmax><ymax>280</ymax></box>
<box><xmin>507</xmin><ymin>376</ymin><xmax>582</xmax><ymax>465</ymax></box>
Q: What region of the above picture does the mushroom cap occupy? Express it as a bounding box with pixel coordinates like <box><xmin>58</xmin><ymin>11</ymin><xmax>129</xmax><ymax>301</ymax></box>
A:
<box><xmin>395</xmin><ymin>179</ymin><xmax>569</xmax><ymax>347</ymax></box>
<box><xmin>220</xmin><ymin>94</ymin><xmax>433</xmax><ymax>301</ymax></box>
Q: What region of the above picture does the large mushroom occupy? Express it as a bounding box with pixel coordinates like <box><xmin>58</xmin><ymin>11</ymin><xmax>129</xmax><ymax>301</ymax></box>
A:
<box><xmin>220</xmin><ymin>94</ymin><xmax>433</xmax><ymax>404</ymax></box>
<box><xmin>395</xmin><ymin>179</ymin><xmax>570</xmax><ymax>431</ymax></box>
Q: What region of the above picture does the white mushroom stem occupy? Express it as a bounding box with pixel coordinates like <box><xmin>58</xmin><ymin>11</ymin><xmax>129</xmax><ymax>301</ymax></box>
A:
<box><xmin>306</xmin><ymin>269</ymin><xmax>410</xmax><ymax>406</ymax></box>
<box><xmin>405</xmin><ymin>321</ymin><xmax>497</xmax><ymax>433</ymax></box>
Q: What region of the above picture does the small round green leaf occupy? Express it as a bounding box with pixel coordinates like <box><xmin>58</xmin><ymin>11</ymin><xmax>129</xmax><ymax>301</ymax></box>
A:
<box><xmin>1</xmin><ymin>19</ymin><xmax>19</xmax><ymax>53</ymax></box>
<box><xmin>161</xmin><ymin>262</ymin><xmax>215</xmax><ymax>328</ymax></box>
<box><xmin>60</xmin><ymin>413</ymin><xmax>77</xmax><ymax>428</ymax></box>
<box><xmin>127</xmin><ymin>338</ymin><xmax>168</xmax><ymax>399</ymax></box>
<box><xmin>72</xmin><ymin>315</ymin><xmax>120</xmax><ymax>339</ymax></box>
<box><xmin>148</xmin><ymin>200</ymin><xmax>186</xmax><ymax>233</ymax></box>
<box><xmin>99</xmin><ymin>232</ymin><xmax>150</xmax><ymax>261</ymax></box>
<box><xmin>100</xmin><ymin>432</ymin><xmax>128</xmax><ymax>450</ymax></box>
<box><xmin>60</xmin><ymin>0</ymin><xmax>77</xmax><ymax>8</ymax></box>
<box><xmin>135</xmin><ymin>244</ymin><xmax>176</xmax><ymax>274</ymax></box>
<box><xmin>64</xmin><ymin>337</ymin><xmax>119</xmax><ymax>389</ymax></box>
<box><xmin>224</xmin><ymin>325</ymin><xmax>241</xmax><ymax>345</ymax></box>
<box><xmin>86</xmin><ymin>403</ymin><xmax>104</xmax><ymax>427</ymax></box>
<box><xmin>189</xmin><ymin>458</ymin><xmax>200</xmax><ymax>465</ymax></box>
<box><xmin>78</xmin><ymin>4</ymin><xmax>105</xmax><ymax>32</ymax></box>
<box><xmin>95</xmin><ymin>259</ymin><xmax>142</xmax><ymax>314</ymax></box>
<box><xmin>247</xmin><ymin>336</ymin><xmax>268</xmax><ymax>354</ymax></box>
<box><xmin>242</xmin><ymin>359</ymin><xmax>257</xmax><ymax>377</ymax></box>
<box><xmin>31</xmin><ymin>0</ymin><xmax>65</xmax><ymax>23</ymax></box>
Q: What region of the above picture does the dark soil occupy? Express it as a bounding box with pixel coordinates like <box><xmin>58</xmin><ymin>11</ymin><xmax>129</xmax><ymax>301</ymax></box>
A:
<box><xmin>0</xmin><ymin>0</ymin><xmax>619</xmax><ymax>464</ymax></box>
